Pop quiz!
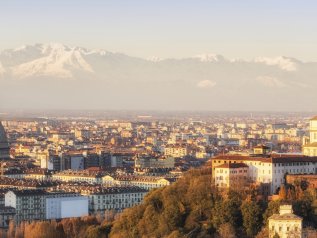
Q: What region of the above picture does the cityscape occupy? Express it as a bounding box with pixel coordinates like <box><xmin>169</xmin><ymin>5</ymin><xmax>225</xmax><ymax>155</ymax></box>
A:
<box><xmin>1</xmin><ymin>1</ymin><xmax>317</xmax><ymax>238</ymax></box>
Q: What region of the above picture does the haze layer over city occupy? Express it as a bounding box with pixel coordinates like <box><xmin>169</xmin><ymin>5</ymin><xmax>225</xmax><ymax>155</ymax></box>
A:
<box><xmin>1</xmin><ymin>1</ymin><xmax>317</xmax><ymax>238</ymax></box>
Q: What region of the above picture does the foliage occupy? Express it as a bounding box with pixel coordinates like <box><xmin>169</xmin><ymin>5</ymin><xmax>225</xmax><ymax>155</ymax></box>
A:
<box><xmin>4</xmin><ymin>167</ymin><xmax>317</xmax><ymax>238</ymax></box>
<box><xmin>241</xmin><ymin>201</ymin><xmax>263</xmax><ymax>237</ymax></box>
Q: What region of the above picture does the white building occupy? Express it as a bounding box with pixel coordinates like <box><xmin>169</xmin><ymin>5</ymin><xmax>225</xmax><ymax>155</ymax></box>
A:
<box><xmin>212</xmin><ymin>154</ymin><xmax>317</xmax><ymax>195</ymax></box>
<box><xmin>46</xmin><ymin>196</ymin><xmax>88</xmax><ymax>219</ymax></box>
<box><xmin>83</xmin><ymin>187</ymin><xmax>147</xmax><ymax>214</ymax></box>
<box><xmin>102</xmin><ymin>175</ymin><xmax>174</xmax><ymax>190</ymax></box>
<box><xmin>5</xmin><ymin>190</ymin><xmax>81</xmax><ymax>223</ymax></box>
<box><xmin>303</xmin><ymin>116</ymin><xmax>317</xmax><ymax>156</ymax></box>
<box><xmin>268</xmin><ymin>205</ymin><xmax>302</xmax><ymax>238</ymax></box>
<box><xmin>52</xmin><ymin>170</ymin><xmax>105</xmax><ymax>184</ymax></box>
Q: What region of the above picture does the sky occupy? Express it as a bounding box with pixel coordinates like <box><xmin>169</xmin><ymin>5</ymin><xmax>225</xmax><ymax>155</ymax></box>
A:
<box><xmin>0</xmin><ymin>0</ymin><xmax>317</xmax><ymax>61</ymax></box>
<box><xmin>1</xmin><ymin>1</ymin><xmax>317</xmax><ymax>112</ymax></box>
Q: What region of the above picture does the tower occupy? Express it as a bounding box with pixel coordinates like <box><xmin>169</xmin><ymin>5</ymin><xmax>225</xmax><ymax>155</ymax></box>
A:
<box><xmin>0</xmin><ymin>121</ymin><xmax>10</xmax><ymax>160</ymax></box>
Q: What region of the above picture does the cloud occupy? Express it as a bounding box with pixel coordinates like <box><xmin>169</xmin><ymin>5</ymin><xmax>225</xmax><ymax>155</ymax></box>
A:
<box><xmin>254</xmin><ymin>56</ymin><xmax>298</xmax><ymax>71</ymax></box>
<box><xmin>197</xmin><ymin>80</ymin><xmax>217</xmax><ymax>88</ymax></box>
<box><xmin>256</xmin><ymin>76</ymin><xmax>286</xmax><ymax>88</ymax></box>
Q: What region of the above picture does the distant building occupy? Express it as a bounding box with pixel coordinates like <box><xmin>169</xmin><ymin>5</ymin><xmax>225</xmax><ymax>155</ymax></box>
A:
<box><xmin>0</xmin><ymin>122</ymin><xmax>10</xmax><ymax>160</ymax></box>
<box><xmin>84</xmin><ymin>187</ymin><xmax>147</xmax><ymax>214</ymax></box>
<box><xmin>268</xmin><ymin>205</ymin><xmax>302</xmax><ymax>238</ymax></box>
<box><xmin>52</xmin><ymin>169</ymin><xmax>105</xmax><ymax>184</ymax></box>
<box><xmin>5</xmin><ymin>190</ymin><xmax>84</xmax><ymax>223</ymax></box>
<box><xmin>164</xmin><ymin>145</ymin><xmax>188</xmax><ymax>158</ymax></box>
<box><xmin>0</xmin><ymin>206</ymin><xmax>15</xmax><ymax>228</ymax></box>
<box><xmin>75</xmin><ymin>129</ymin><xmax>91</xmax><ymax>139</ymax></box>
<box><xmin>41</xmin><ymin>154</ymin><xmax>61</xmax><ymax>171</ymax></box>
<box><xmin>134</xmin><ymin>155</ymin><xmax>174</xmax><ymax>169</ymax></box>
<box><xmin>62</xmin><ymin>154</ymin><xmax>85</xmax><ymax>170</ymax></box>
<box><xmin>102</xmin><ymin>175</ymin><xmax>175</xmax><ymax>190</ymax></box>
<box><xmin>253</xmin><ymin>145</ymin><xmax>271</xmax><ymax>155</ymax></box>
<box><xmin>303</xmin><ymin>116</ymin><xmax>317</xmax><ymax>156</ymax></box>
<box><xmin>46</xmin><ymin>196</ymin><xmax>88</xmax><ymax>219</ymax></box>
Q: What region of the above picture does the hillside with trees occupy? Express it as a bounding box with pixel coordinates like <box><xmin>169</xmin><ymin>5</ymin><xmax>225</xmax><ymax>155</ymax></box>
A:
<box><xmin>3</xmin><ymin>167</ymin><xmax>317</xmax><ymax>238</ymax></box>
<box><xmin>109</xmin><ymin>167</ymin><xmax>317</xmax><ymax>238</ymax></box>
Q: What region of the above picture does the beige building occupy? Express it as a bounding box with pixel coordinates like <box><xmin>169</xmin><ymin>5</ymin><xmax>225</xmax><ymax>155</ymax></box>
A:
<box><xmin>214</xmin><ymin>163</ymin><xmax>249</xmax><ymax>188</ymax></box>
<box><xmin>102</xmin><ymin>175</ymin><xmax>174</xmax><ymax>190</ymax></box>
<box><xmin>164</xmin><ymin>145</ymin><xmax>188</xmax><ymax>158</ymax></box>
<box><xmin>268</xmin><ymin>205</ymin><xmax>302</xmax><ymax>238</ymax></box>
<box><xmin>303</xmin><ymin>116</ymin><xmax>317</xmax><ymax>156</ymax></box>
<box><xmin>134</xmin><ymin>155</ymin><xmax>174</xmax><ymax>169</ymax></box>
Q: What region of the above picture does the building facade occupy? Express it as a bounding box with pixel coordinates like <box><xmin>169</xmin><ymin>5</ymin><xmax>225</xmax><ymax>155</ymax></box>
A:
<box><xmin>303</xmin><ymin>116</ymin><xmax>317</xmax><ymax>156</ymax></box>
<box><xmin>212</xmin><ymin>154</ymin><xmax>317</xmax><ymax>195</ymax></box>
<box><xmin>214</xmin><ymin>163</ymin><xmax>249</xmax><ymax>188</ymax></box>
<box><xmin>268</xmin><ymin>205</ymin><xmax>302</xmax><ymax>238</ymax></box>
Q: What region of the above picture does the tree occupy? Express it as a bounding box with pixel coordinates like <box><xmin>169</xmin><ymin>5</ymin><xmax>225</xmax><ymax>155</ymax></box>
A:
<box><xmin>278</xmin><ymin>185</ymin><xmax>287</xmax><ymax>200</ymax></box>
<box><xmin>263</xmin><ymin>200</ymin><xmax>280</xmax><ymax>224</ymax></box>
<box><xmin>217</xmin><ymin>223</ymin><xmax>236</xmax><ymax>238</ymax></box>
<box><xmin>255</xmin><ymin>227</ymin><xmax>268</xmax><ymax>238</ymax></box>
<box><xmin>7</xmin><ymin>220</ymin><xmax>15</xmax><ymax>238</ymax></box>
<box><xmin>85</xmin><ymin>225</ymin><xmax>108</xmax><ymax>238</ymax></box>
<box><xmin>241</xmin><ymin>201</ymin><xmax>263</xmax><ymax>237</ymax></box>
<box><xmin>286</xmin><ymin>188</ymin><xmax>295</xmax><ymax>201</ymax></box>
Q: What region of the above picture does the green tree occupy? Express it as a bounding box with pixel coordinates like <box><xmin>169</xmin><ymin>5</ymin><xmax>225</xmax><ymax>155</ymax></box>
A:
<box><xmin>241</xmin><ymin>201</ymin><xmax>263</xmax><ymax>237</ymax></box>
<box><xmin>263</xmin><ymin>200</ymin><xmax>280</xmax><ymax>224</ymax></box>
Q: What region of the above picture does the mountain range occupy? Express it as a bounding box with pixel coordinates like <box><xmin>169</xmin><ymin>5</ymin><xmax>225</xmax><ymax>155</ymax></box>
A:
<box><xmin>0</xmin><ymin>43</ymin><xmax>316</xmax><ymax>111</ymax></box>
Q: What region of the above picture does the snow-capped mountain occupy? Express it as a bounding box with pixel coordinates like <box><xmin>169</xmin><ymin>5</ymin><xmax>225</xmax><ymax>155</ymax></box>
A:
<box><xmin>0</xmin><ymin>43</ymin><xmax>316</xmax><ymax>111</ymax></box>
<box><xmin>1</xmin><ymin>43</ymin><xmax>95</xmax><ymax>78</ymax></box>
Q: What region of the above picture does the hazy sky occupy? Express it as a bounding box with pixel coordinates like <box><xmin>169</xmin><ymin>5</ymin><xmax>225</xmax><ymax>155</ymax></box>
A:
<box><xmin>1</xmin><ymin>0</ymin><xmax>317</xmax><ymax>60</ymax></box>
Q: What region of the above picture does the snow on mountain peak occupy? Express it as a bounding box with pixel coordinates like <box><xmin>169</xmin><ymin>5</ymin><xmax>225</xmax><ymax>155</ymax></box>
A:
<box><xmin>254</xmin><ymin>56</ymin><xmax>299</xmax><ymax>71</ymax></box>
<box><xmin>147</xmin><ymin>56</ymin><xmax>163</xmax><ymax>62</ymax></box>
<box><xmin>10</xmin><ymin>43</ymin><xmax>94</xmax><ymax>79</ymax></box>
<box><xmin>193</xmin><ymin>54</ymin><xmax>227</xmax><ymax>62</ymax></box>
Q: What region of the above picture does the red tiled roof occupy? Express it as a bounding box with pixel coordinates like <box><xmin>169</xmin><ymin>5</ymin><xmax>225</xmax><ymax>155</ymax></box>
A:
<box><xmin>215</xmin><ymin>163</ymin><xmax>248</xmax><ymax>169</ymax></box>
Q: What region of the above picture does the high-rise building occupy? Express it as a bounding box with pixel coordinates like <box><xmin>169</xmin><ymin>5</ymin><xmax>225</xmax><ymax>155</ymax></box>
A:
<box><xmin>0</xmin><ymin>122</ymin><xmax>10</xmax><ymax>160</ymax></box>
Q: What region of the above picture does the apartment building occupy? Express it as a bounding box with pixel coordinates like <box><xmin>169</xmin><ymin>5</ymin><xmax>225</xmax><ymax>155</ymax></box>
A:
<box><xmin>102</xmin><ymin>175</ymin><xmax>174</xmax><ymax>190</ymax></box>
<box><xmin>214</xmin><ymin>163</ymin><xmax>249</xmax><ymax>188</ymax></box>
<box><xmin>164</xmin><ymin>145</ymin><xmax>188</xmax><ymax>158</ymax></box>
<box><xmin>4</xmin><ymin>190</ymin><xmax>83</xmax><ymax>223</ymax></box>
<box><xmin>134</xmin><ymin>155</ymin><xmax>174</xmax><ymax>169</ymax></box>
<box><xmin>212</xmin><ymin>154</ymin><xmax>317</xmax><ymax>195</ymax></box>
<box><xmin>83</xmin><ymin>187</ymin><xmax>147</xmax><ymax>214</ymax></box>
<box><xmin>52</xmin><ymin>170</ymin><xmax>106</xmax><ymax>184</ymax></box>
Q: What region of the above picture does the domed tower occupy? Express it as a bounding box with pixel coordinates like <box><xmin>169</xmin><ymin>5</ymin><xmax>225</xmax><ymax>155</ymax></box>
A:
<box><xmin>0</xmin><ymin>122</ymin><xmax>10</xmax><ymax>160</ymax></box>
